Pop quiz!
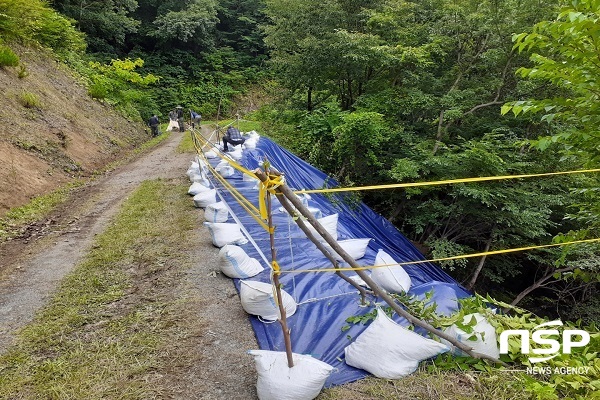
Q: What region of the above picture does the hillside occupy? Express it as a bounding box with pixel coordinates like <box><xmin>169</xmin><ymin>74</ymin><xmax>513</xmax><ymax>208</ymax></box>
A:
<box><xmin>0</xmin><ymin>45</ymin><xmax>149</xmax><ymax>217</ymax></box>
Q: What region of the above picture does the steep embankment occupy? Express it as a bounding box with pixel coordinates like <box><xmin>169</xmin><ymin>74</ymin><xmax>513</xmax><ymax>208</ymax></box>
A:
<box><xmin>0</xmin><ymin>45</ymin><xmax>149</xmax><ymax>216</ymax></box>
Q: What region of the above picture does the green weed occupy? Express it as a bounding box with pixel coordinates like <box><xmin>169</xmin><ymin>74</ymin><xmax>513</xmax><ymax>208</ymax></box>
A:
<box><xmin>0</xmin><ymin>181</ymin><xmax>84</xmax><ymax>241</ymax></box>
<box><xmin>18</xmin><ymin>91</ymin><xmax>40</xmax><ymax>108</ymax></box>
<box><xmin>0</xmin><ymin>45</ymin><xmax>19</xmax><ymax>67</ymax></box>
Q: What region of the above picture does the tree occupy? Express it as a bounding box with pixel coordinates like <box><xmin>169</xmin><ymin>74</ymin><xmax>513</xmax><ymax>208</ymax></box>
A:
<box><xmin>52</xmin><ymin>0</ymin><xmax>140</xmax><ymax>54</ymax></box>
<box><xmin>501</xmin><ymin>0</ymin><xmax>600</xmax><ymax>290</ymax></box>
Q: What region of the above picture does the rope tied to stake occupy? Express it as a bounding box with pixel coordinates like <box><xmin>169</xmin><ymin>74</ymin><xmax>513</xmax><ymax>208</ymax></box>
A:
<box><xmin>259</xmin><ymin>173</ymin><xmax>285</xmax><ymax>223</ymax></box>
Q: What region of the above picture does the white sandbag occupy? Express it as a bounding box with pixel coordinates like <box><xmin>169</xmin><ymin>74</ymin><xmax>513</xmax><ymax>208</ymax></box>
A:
<box><xmin>441</xmin><ymin>313</ymin><xmax>500</xmax><ymax>359</ymax></box>
<box><xmin>216</xmin><ymin>164</ymin><xmax>235</xmax><ymax>178</ymax></box>
<box><xmin>344</xmin><ymin>308</ymin><xmax>449</xmax><ymax>379</ymax></box>
<box><xmin>240</xmin><ymin>280</ymin><xmax>297</xmax><ymax>320</ymax></box>
<box><xmin>204</xmin><ymin>150</ymin><xmax>218</xmax><ymax>159</ymax></box>
<box><xmin>167</xmin><ymin>120</ymin><xmax>179</xmax><ymax>131</ymax></box>
<box><xmin>186</xmin><ymin>162</ymin><xmax>200</xmax><ymax>178</ymax></box>
<box><xmin>205</xmin><ymin>201</ymin><xmax>229</xmax><ymax>223</ymax></box>
<box><xmin>243</xmin><ymin>139</ymin><xmax>257</xmax><ymax>150</ymax></box>
<box><xmin>204</xmin><ymin>222</ymin><xmax>248</xmax><ymax>247</ymax></box>
<box><xmin>278</xmin><ymin>205</ymin><xmax>322</xmax><ymax>220</ymax></box>
<box><xmin>370</xmin><ymin>249</ymin><xmax>412</xmax><ymax>293</ymax></box>
<box><xmin>190</xmin><ymin>173</ymin><xmax>210</xmax><ymax>187</ymax></box>
<box><xmin>249</xmin><ymin>350</ymin><xmax>333</xmax><ymax>400</ymax></box>
<box><xmin>248</xmin><ymin>130</ymin><xmax>260</xmax><ymax>140</ymax></box>
<box><xmin>303</xmin><ymin>214</ymin><xmax>338</xmax><ymax>241</ymax></box>
<box><xmin>323</xmin><ymin>238</ymin><xmax>371</xmax><ymax>261</ymax></box>
<box><xmin>229</xmin><ymin>149</ymin><xmax>243</xmax><ymax>161</ymax></box>
<box><xmin>193</xmin><ymin>189</ymin><xmax>217</xmax><ymax>208</ymax></box>
<box><xmin>218</xmin><ymin>245</ymin><xmax>263</xmax><ymax>278</ymax></box>
<box><xmin>188</xmin><ymin>182</ymin><xmax>210</xmax><ymax>196</ymax></box>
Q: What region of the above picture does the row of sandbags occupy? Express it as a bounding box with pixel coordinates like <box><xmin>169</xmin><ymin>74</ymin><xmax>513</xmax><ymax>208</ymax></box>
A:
<box><xmin>185</xmin><ymin>149</ymin><xmax>500</xmax><ymax>399</ymax></box>
<box><xmin>186</xmin><ymin>142</ymin><xmax>335</xmax><ymax>400</ymax></box>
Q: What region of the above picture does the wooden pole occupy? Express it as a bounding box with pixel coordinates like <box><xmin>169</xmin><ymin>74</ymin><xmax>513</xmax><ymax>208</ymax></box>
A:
<box><xmin>275</xmin><ymin>192</ymin><xmax>368</xmax><ymax>303</ymax></box>
<box><xmin>254</xmin><ymin>169</ymin><xmax>506</xmax><ymax>366</ymax></box>
<box><xmin>264</xmin><ymin>168</ymin><xmax>294</xmax><ymax>368</ymax></box>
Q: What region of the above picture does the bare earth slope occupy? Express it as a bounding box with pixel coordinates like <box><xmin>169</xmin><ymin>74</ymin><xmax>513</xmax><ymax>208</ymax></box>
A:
<box><xmin>0</xmin><ymin>45</ymin><xmax>149</xmax><ymax>216</ymax></box>
<box><xmin>0</xmin><ymin>129</ymin><xmax>258</xmax><ymax>398</ymax></box>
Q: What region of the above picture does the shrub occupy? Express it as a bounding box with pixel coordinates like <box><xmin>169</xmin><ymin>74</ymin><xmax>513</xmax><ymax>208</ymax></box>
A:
<box><xmin>18</xmin><ymin>91</ymin><xmax>40</xmax><ymax>108</ymax></box>
<box><xmin>88</xmin><ymin>82</ymin><xmax>108</xmax><ymax>99</ymax></box>
<box><xmin>17</xmin><ymin>64</ymin><xmax>29</xmax><ymax>79</ymax></box>
<box><xmin>0</xmin><ymin>46</ymin><xmax>19</xmax><ymax>67</ymax></box>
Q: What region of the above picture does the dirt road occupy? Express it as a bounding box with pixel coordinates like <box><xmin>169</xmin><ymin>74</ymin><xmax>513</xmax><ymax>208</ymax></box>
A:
<box><xmin>0</xmin><ymin>130</ymin><xmax>258</xmax><ymax>399</ymax></box>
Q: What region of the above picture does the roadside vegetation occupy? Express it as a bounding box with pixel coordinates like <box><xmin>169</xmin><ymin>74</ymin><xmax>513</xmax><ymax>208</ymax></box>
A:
<box><xmin>0</xmin><ymin>179</ymin><xmax>200</xmax><ymax>398</ymax></box>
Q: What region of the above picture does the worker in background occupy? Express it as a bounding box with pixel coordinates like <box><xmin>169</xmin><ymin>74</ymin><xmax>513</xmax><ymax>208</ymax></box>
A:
<box><xmin>190</xmin><ymin>110</ymin><xmax>201</xmax><ymax>129</ymax></box>
<box><xmin>176</xmin><ymin>106</ymin><xmax>185</xmax><ymax>132</ymax></box>
<box><xmin>222</xmin><ymin>125</ymin><xmax>245</xmax><ymax>152</ymax></box>
<box><xmin>148</xmin><ymin>114</ymin><xmax>160</xmax><ymax>137</ymax></box>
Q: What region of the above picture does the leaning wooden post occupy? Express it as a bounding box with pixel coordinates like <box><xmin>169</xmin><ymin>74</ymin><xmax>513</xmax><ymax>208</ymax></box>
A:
<box><xmin>277</xmin><ymin>191</ymin><xmax>368</xmax><ymax>303</ymax></box>
<box><xmin>262</xmin><ymin>162</ymin><xmax>294</xmax><ymax>368</ymax></box>
<box><xmin>254</xmin><ymin>169</ymin><xmax>367</xmax><ymax>303</ymax></box>
<box><xmin>256</xmin><ymin>169</ymin><xmax>506</xmax><ymax>366</ymax></box>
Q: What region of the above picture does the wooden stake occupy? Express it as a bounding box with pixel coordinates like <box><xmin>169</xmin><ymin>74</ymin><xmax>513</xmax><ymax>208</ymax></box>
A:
<box><xmin>264</xmin><ymin>169</ymin><xmax>294</xmax><ymax>368</ymax></box>
<box><xmin>254</xmin><ymin>169</ymin><xmax>506</xmax><ymax>366</ymax></box>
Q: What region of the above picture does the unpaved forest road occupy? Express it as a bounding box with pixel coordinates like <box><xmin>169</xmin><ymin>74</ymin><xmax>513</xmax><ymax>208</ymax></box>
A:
<box><xmin>0</xmin><ymin>130</ymin><xmax>258</xmax><ymax>399</ymax></box>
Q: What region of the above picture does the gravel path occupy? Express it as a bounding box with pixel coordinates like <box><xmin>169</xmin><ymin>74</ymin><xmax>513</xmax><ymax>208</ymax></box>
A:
<box><xmin>0</xmin><ymin>130</ymin><xmax>258</xmax><ymax>399</ymax></box>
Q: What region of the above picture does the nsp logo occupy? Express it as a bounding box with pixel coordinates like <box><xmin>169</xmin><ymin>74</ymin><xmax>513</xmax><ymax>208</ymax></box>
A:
<box><xmin>499</xmin><ymin>320</ymin><xmax>590</xmax><ymax>363</ymax></box>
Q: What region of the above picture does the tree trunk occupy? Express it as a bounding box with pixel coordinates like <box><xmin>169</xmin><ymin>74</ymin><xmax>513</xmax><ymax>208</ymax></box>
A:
<box><xmin>432</xmin><ymin>110</ymin><xmax>445</xmax><ymax>154</ymax></box>
<box><xmin>466</xmin><ymin>233</ymin><xmax>494</xmax><ymax>290</ymax></box>
<box><xmin>510</xmin><ymin>266</ymin><xmax>575</xmax><ymax>307</ymax></box>
<box><xmin>307</xmin><ymin>86</ymin><xmax>313</xmax><ymax>112</ymax></box>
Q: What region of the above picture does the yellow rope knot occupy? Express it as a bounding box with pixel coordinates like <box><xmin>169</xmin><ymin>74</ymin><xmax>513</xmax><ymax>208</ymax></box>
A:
<box><xmin>259</xmin><ymin>174</ymin><xmax>285</xmax><ymax>220</ymax></box>
<box><xmin>271</xmin><ymin>260</ymin><xmax>281</xmax><ymax>274</ymax></box>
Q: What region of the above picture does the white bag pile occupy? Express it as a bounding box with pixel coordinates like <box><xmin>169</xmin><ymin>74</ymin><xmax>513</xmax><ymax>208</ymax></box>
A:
<box><xmin>323</xmin><ymin>238</ymin><xmax>371</xmax><ymax>261</ymax></box>
<box><xmin>344</xmin><ymin>308</ymin><xmax>449</xmax><ymax>379</ymax></box>
<box><xmin>204</xmin><ymin>150</ymin><xmax>218</xmax><ymax>159</ymax></box>
<box><xmin>370</xmin><ymin>249</ymin><xmax>412</xmax><ymax>293</ymax></box>
<box><xmin>215</xmin><ymin>160</ymin><xmax>235</xmax><ymax>178</ymax></box>
<box><xmin>204</xmin><ymin>222</ymin><xmax>248</xmax><ymax>247</ymax></box>
<box><xmin>193</xmin><ymin>189</ymin><xmax>217</xmax><ymax>208</ymax></box>
<box><xmin>204</xmin><ymin>201</ymin><xmax>229</xmax><ymax>223</ymax></box>
<box><xmin>248</xmin><ymin>350</ymin><xmax>333</xmax><ymax>400</ymax></box>
<box><xmin>218</xmin><ymin>245</ymin><xmax>263</xmax><ymax>278</ymax></box>
<box><xmin>303</xmin><ymin>213</ymin><xmax>339</xmax><ymax>241</ymax></box>
<box><xmin>240</xmin><ymin>280</ymin><xmax>297</xmax><ymax>320</ymax></box>
<box><xmin>188</xmin><ymin>182</ymin><xmax>210</xmax><ymax>196</ymax></box>
<box><xmin>441</xmin><ymin>313</ymin><xmax>500</xmax><ymax>359</ymax></box>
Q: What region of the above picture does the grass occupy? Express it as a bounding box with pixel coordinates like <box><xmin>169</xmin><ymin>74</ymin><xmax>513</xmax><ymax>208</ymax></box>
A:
<box><xmin>18</xmin><ymin>91</ymin><xmax>40</xmax><ymax>108</ymax></box>
<box><xmin>0</xmin><ymin>180</ymin><xmax>84</xmax><ymax>241</ymax></box>
<box><xmin>318</xmin><ymin>369</ymin><xmax>531</xmax><ymax>400</ymax></box>
<box><xmin>0</xmin><ymin>45</ymin><xmax>19</xmax><ymax>67</ymax></box>
<box><xmin>0</xmin><ymin>179</ymin><xmax>199</xmax><ymax>399</ymax></box>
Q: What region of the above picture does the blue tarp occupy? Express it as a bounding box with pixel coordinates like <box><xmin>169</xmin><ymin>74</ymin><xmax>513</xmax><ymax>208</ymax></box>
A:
<box><xmin>203</xmin><ymin>137</ymin><xmax>471</xmax><ymax>387</ymax></box>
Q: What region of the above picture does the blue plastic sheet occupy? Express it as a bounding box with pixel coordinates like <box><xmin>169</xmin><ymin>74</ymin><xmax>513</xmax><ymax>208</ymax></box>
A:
<box><xmin>202</xmin><ymin>137</ymin><xmax>471</xmax><ymax>386</ymax></box>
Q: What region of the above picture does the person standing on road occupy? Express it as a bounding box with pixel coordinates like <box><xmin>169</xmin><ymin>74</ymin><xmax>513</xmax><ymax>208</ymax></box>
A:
<box><xmin>176</xmin><ymin>106</ymin><xmax>185</xmax><ymax>132</ymax></box>
<box><xmin>148</xmin><ymin>114</ymin><xmax>160</xmax><ymax>137</ymax></box>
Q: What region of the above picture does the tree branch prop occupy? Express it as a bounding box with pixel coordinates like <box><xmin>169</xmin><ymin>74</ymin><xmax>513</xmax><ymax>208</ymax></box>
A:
<box><xmin>254</xmin><ymin>169</ymin><xmax>506</xmax><ymax>366</ymax></box>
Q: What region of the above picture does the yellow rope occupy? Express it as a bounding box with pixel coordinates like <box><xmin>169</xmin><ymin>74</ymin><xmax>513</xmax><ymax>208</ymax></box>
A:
<box><xmin>193</xmin><ymin>130</ymin><xmax>271</xmax><ymax>232</ymax></box>
<box><xmin>259</xmin><ymin>174</ymin><xmax>285</xmax><ymax>220</ymax></box>
<box><xmin>293</xmin><ymin>168</ymin><xmax>600</xmax><ymax>195</ymax></box>
<box><xmin>278</xmin><ymin>238</ymin><xmax>600</xmax><ymax>274</ymax></box>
